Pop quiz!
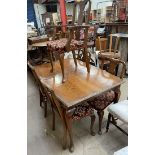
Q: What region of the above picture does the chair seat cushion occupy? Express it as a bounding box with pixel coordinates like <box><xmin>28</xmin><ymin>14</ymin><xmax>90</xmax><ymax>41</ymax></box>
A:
<box><xmin>67</xmin><ymin>103</ymin><xmax>94</xmax><ymax>120</ymax></box>
<box><xmin>87</xmin><ymin>91</ymin><xmax>115</xmax><ymax>110</ymax></box>
<box><xmin>107</xmin><ymin>100</ymin><xmax>128</xmax><ymax>124</ymax></box>
<box><xmin>98</xmin><ymin>51</ymin><xmax>121</xmax><ymax>59</ymax></box>
<box><xmin>47</xmin><ymin>38</ymin><xmax>84</xmax><ymax>54</ymax></box>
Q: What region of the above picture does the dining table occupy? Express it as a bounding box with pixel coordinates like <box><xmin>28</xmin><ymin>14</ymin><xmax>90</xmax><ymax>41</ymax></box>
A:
<box><xmin>33</xmin><ymin>58</ymin><xmax>124</xmax><ymax>152</ymax></box>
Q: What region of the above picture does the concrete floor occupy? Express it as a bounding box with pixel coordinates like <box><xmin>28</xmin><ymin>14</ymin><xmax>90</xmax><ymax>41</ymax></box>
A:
<box><xmin>27</xmin><ymin>68</ymin><xmax>128</xmax><ymax>155</ymax></box>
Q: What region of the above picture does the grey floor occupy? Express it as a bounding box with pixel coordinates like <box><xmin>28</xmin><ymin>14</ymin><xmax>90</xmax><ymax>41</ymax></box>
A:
<box><xmin>27</xmin><ymin>68</ymin><xmax>128</xmax><ymax>155</ymax></box>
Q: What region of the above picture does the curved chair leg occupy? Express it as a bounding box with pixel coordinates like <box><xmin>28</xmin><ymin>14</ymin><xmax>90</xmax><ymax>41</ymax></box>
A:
<box><xmin>106</xmin><ymin>113</ymin><xmax>112</xmax><ymax>132</ymax></box>
<box><xmin>44</xmin><ymin>95</ymin><xmax>47</xmax><ymax>118</ymax></box>
<box><xmin>90</xmin><ymin>114</ymin><xmax>96</xmax><ymax>136</ymax></box>
<box><xmin>52</xmin><ymin>108</ymin><xmax>55</xmax><ymax>131</ymax></box>
<box><xmin>58</xmin><ymin>53</ymin><xmax>65</xmax><ymax>83</ymax></box>
<box><xmin>65</xmin><ymin>116</ymin><xmax>74</xmax><ymax>152</ymax></box>
<box><xmin>48</xmin><ymin>49</ymin><xmax>54</xmax><ymax>73</ymax></box>
<box><xmin>84</xmin><ymin>47</ymin><xmax>90</xmax><ymax>73</ymax></box>
<box><xmin>39</xmin><ymin>90</ymin><xmax>43</xmax><ymax>107</ymax></box>
<box><xmin>62</xmin><ymin>121</ymin><xmax>68</xmax><ymax>150</ymax></box>
<box><xmin>72</xmin><ymin>50</ymin><xmax>77</xmax><ymax>68</ymax></box>
<box><xmin>97</xmin><ymin>110</ymin><xmax>104</xmax><ymax>135</ymax></box>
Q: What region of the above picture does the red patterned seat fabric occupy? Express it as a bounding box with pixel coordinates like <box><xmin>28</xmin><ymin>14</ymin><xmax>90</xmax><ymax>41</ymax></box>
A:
<box><xmin>47</xmin><ymin>38</ymin><xmax>84</xmax><ymax>54</ymax></box>
<box><xmin>69</xmin><ymin>103</ymin><xmax>94</xmax><ymax>120</ymax></box>
<box><xmin>87</xmin><ymin>90</ymin><xmax>115</xmax><ymax>110</ymax></box>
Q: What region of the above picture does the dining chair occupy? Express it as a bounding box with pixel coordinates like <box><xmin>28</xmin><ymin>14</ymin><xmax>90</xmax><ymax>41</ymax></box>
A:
<box><xmin>44</xmin><ymin>86</ymin><xmax>96</xmax><ymax>152</ymax></box>
<box><xmin>98</xmin><ymin>34</ymin><xmax>121</xmax><ymax>60</ymax></box>
<box><xmin>87</xmin><ymin>56</ymin><xmax>126</xmax><ymax>135</ymax></box>
<box><xmin>106</xmin><ymin>99</ymin><xmax>128</xmax><ymax>136</ymax></box>
<box><xmin>27</xmin><ymin>61</ymin><xmax>48</xmax><ymax>118</ymax></box>
<box><xmin>47</xmin><ymin>0</ymin><xmax>91</xmax><ymax>83</ymax></box>
<box><xmin>77</xmin><ymin>24</ymin><xmax>98</xmax><ymax>66</ymax></box>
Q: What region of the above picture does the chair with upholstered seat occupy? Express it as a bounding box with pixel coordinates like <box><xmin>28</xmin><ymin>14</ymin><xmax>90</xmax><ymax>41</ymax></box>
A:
<box><xmin>106</xmin><ymin>100</ymin><xmax>128</xmax><ymax>136</ymax></box>
<box><xmin>87</xmin><ymin>56</ymin><xmax>126</xmax><ymax>135</ymax></box>
<box><xmin>44</xmin><ymin>86</ymin><xmax>96</xmax><ymax>152</ymax></box>
<box><xmin>47</xmin><ymin>0</ymin><xmax>91</xmax><ymax>83</ymax></box>
<box><xmin>27</xmin><ymin>61</ymin><xmax>49</xmax><ymax>117</ymax></box>
<box><xmin>98</xmin><ymin>34</ymin><xmax>121</xmax><ymax>60</ymax></box>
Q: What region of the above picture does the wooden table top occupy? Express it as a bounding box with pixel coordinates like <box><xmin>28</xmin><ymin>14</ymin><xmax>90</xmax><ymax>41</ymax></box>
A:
<box><xmin>34</xmin><ymin>58</ymin><xmax>123</xmax><ymax>109</ymax></box>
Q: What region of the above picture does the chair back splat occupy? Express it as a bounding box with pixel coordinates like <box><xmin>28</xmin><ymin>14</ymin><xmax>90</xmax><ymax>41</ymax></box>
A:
<box><xmin>99</xmin><ymin>56</ymin><xmax>126</xmax><ymax>79</ymax></box>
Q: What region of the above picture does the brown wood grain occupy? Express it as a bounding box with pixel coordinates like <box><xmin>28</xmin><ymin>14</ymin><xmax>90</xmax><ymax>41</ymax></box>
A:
<box><xmin>34</xmin><ymin>58</ymin><xmax>123</xmax><ymax>109</ymax></box>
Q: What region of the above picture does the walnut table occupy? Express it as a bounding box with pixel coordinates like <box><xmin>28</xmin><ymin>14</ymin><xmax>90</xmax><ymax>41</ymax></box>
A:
<box><xmin>34</xmin><ymin>58</ymin><xmax>124</xmax><ymax>152</ymax></box>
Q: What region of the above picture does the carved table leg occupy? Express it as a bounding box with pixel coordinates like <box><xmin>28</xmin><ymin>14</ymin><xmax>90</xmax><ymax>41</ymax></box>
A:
<box><xmin>97</xmin><ymin>110</ymin><xmax>104</xmax><ymax>135</ymax></box>
<box><xmin>59</xmin><ymin>108</ymin><xmax>68</xmax><ymax>150</ymax></box>
<box><xmin>65</xmin><ymin>115</ymin><xmax>74</xmax><ymax>152</ymax></box>
<box><xmin>62</xmin><ymin>120</ymin><xmax>68</xmax><ymax>150</ymax></box>
<box><xmin>90</xmin><ymin>114</ymin><xmax>96</xmax><ymax>136</ymax></box>
<box><xmin>58</xmin><ymin>53</ymin><xmax>65</xmax><ymax>83</ymax></box>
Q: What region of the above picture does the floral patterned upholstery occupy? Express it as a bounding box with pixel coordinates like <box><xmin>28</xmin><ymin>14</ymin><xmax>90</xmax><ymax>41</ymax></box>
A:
<box><xmin>87</xmin><ymin>90</ymin><xmax>115</xmax><ymax>110</ymax></box>
<box><xmin>67</xmin><ymin>103</ymin><xmax>94</xmax><ymax>120</ymax></box>
<box><xmin>47</xmin><ymin>38</ymin><xmax>84</xmax><ymax>54</ymax></box>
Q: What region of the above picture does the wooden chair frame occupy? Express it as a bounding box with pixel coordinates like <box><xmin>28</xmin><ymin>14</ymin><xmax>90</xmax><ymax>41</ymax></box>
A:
<box><xmin>106</xmin><ymin>113</ymin><xmax>128</xmax><ymax>136</ymax></box>
<box><xmin>47</xmin><ymin>0</ymin><xmax>91</xmax><ymax>83</ymax></box>
<box><xmin>44</xmin><ymin>86</ymin><xmax>95</xmax><ymax>152</ymax></box>
<box><xmin>88</xmin><ymin>56</ymin><xmax>126</xmax><ymax>134</ymax></box>
<box><xmin>98</xmin><ymin>34</ymin><xmax>121</xmax><ymax>59</ymax></box>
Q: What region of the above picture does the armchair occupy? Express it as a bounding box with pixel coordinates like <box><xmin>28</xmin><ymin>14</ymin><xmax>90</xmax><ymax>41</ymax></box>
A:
<box><xmin>87</xmin><ymin>56</ymin><xmax>126</xmax><ymax>135</ymax></box>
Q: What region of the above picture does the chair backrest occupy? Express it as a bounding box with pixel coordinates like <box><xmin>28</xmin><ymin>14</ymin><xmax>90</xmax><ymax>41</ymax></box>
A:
<box><xmin>98</xmin><ymin>56</ymin><xmax>126</xmax><ymax>79</ymax></box>
<box><xmin>67</xmin><ymin>0</ymin><xmax>91</xmax><ymax>49</ymax></box>
<box><xmin>44</xmin><ymin>86</ymin><xmax>65</xmax><ymax>121</ymax></box>
<box><xmin>27</xmin><ymin>61</ymin><xmax>45</xmax><ymax>95</ymax></box>
<box><xmin>28</xmin><ymin>61</ymin><xmax>65</xmax><ymax>120</ymax></box>
<box><xmin>109</xmin><ymin>34</ymin><xmax>120</xmax><ymax>53</ymax></box>
<box><xmin>72</xmin><ymin>0</ymin><xmax>91</xmax><ymax>25</ymax></box>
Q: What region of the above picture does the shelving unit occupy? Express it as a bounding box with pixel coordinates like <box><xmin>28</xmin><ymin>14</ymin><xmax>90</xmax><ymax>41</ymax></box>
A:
<box><xmin>105</xmin><ymin>6</ymin><xmax>113</xmax><ymax>23</ymax></box>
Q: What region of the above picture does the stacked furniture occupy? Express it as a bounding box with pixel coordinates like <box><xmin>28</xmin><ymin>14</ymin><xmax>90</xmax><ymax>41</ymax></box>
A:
<box><xmin>27</xmin><ymin>0</ymin><xmax>127</xmax><ymax>153</ymax></box>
